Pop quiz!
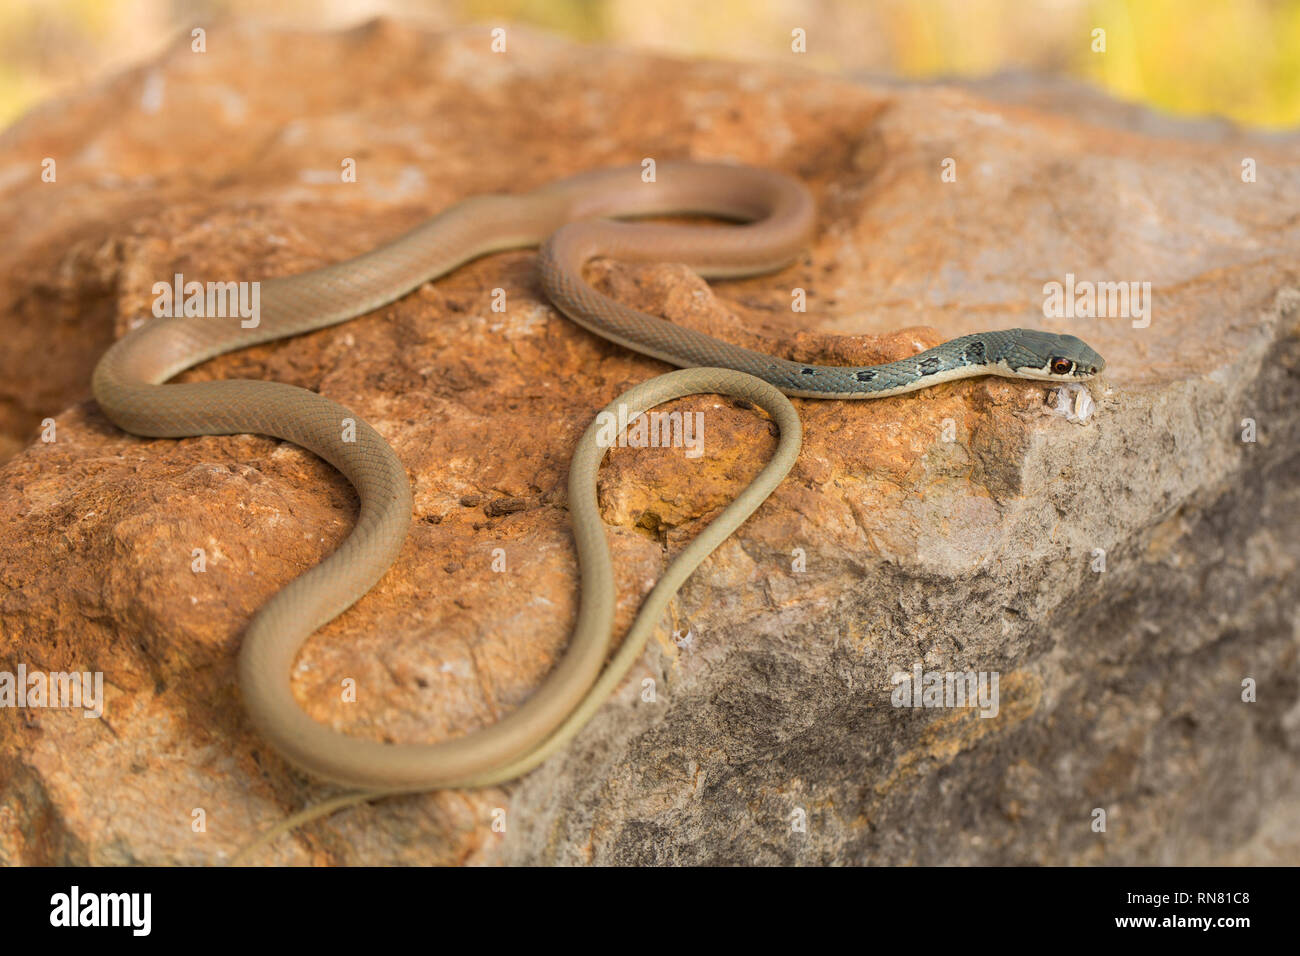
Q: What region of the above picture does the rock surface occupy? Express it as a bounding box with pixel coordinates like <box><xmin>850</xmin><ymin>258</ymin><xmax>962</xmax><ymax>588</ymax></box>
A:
<box><xmin>1</xmin><ymin>20</ymin><xmax>1298</xmax><ymax>865</ymax></box>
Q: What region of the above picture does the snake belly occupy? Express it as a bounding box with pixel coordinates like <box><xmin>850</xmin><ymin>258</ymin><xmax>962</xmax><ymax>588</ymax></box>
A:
<box><xmin>91</xmin><ymin>161</ymin><xmax>1103</xmax><ymax>799</ymax></box>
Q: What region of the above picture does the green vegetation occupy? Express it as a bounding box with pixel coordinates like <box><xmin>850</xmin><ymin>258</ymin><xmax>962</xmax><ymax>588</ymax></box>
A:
<box><xmin>1</xmin><ymin>0</ymin><xmax>1296</xmax><ymax>130</ymax></box>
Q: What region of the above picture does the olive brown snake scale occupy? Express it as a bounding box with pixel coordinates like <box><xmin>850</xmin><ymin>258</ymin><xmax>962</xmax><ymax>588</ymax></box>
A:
<box><xmin>91</xmin><ymin>162</ymin><xmax>1104</xmax><ymax>852</ymax></box>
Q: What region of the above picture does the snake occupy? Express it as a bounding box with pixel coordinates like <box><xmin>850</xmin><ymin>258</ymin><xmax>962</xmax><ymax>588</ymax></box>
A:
<box><xmin>90</xmin><ymin>161</ymin><xmax>1105</xmax><ymax>855</ymax></box>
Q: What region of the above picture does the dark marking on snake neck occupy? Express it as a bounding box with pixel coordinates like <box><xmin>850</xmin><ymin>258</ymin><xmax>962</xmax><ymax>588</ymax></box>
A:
<box><xmin>918</xmin><ymin>356</ymin><xmax>942</xmax><ymax>376</ymax></box>
<box><xmin>963</xmin><ymin>340</ymin><xmax>986</xmax><ymax>365</ymax></box>
<box><xmin>856</xmin><ymin>369</ymin><xmax>876</xmax><ymax>382</ymax></box>
<box><xmin>801</xmin><ymin>368</ymin><xmax>816</xmax><ymax>375</ymax></box>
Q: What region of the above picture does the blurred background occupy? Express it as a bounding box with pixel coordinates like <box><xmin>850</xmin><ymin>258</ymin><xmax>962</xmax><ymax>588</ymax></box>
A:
<box><xmin>1</xmin><ymin>0</ymin><xmax>1298</xmax><ymax>131</ymax></box>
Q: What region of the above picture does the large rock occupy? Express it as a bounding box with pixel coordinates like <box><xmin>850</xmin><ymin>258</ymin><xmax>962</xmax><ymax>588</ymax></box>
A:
<box><xmin>0</xmin><ymin>20</ymin><xmax>1297</xmax><ymax>865</ymax></box>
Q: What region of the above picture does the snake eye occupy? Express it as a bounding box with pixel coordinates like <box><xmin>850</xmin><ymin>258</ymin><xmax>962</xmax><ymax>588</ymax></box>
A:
<box><xmin>1049</xmin><ymin>357</ymin><xmax>1073</xmax><ymax>375</ymax></box>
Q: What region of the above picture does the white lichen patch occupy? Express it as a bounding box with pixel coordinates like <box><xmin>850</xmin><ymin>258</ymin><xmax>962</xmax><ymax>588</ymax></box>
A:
<box><xmin>1049</xmin><ymin>383</ymin><xmax>1096</xmax><ymax>423</ymax></box>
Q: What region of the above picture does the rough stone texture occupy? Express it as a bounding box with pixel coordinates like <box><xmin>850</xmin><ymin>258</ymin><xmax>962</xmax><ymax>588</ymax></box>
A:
<box><xmin>1</xmin><ymin>20</ymin><xmax>1298</xmax><ymax>865</ymax></box>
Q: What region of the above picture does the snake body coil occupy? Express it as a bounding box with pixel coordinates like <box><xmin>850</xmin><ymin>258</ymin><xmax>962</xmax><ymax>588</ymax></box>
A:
<box><xmin>92</xmin><ymin>162</ymin><xmax>1103</xmax><ymax>815</ymax></box>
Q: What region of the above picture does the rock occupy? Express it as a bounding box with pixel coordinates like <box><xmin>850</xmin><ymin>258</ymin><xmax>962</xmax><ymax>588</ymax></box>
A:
<box><xmin>0</xmin><ymin>20</ymin><xmax>1297</xmax><ymax>866</ymax></box>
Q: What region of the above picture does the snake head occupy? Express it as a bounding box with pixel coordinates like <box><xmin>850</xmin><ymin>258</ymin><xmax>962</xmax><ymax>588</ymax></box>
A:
<box><xmin>999</xmin><ymin>329</ymin><xmax>1106</xmax><ymax>381</ymax></box>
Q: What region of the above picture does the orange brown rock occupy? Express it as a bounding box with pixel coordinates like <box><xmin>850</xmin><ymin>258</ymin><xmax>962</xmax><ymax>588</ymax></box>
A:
<box><xmin>0</xmin><ymin>20</ymin><xmax>1297</xmax><ymax>865</ymax></box>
